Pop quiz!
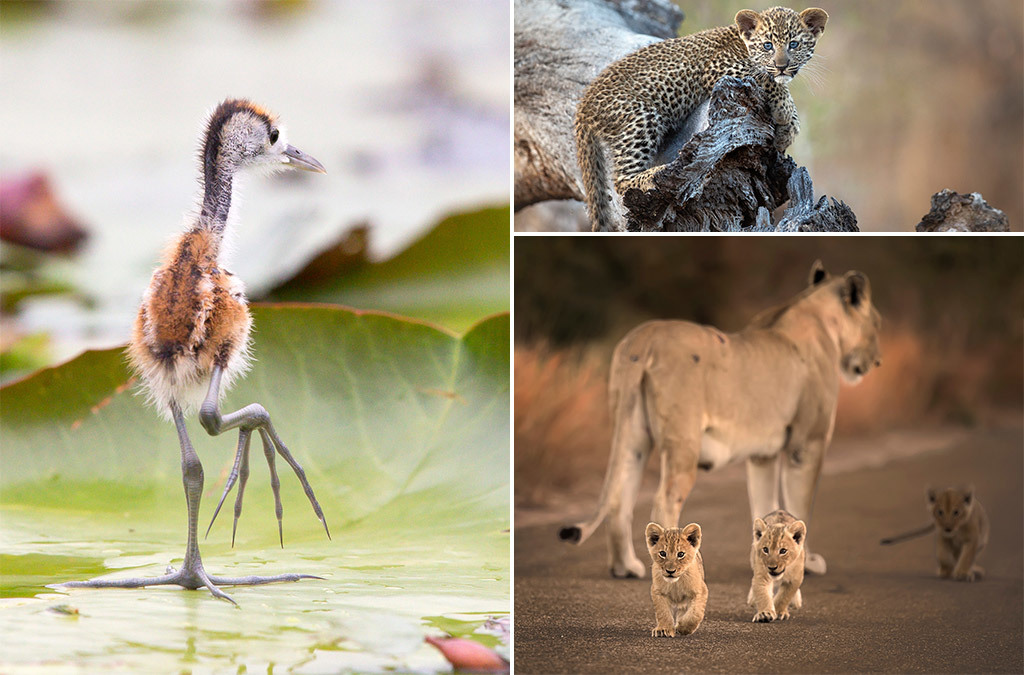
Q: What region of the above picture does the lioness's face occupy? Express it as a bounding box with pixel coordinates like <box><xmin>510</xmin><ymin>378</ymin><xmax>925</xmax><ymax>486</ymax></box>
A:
<box><xmin>646</xmin><ymin>522</ymin><xmax>700</xmax><ymax>581</ymax></box>
<box><xmin>928</xmin><ymin>487</ymin><xmax>974</xmax><ymax>538</ymax></box>
<box><xmin>752</xmin><ymin>519</ymin><xmax>805</xmax><ymax>577</ymax></box>
<box><xmin>834</xmin><ymin>272</ymin><xmax>882</xmax><ymax>384</ymax></box>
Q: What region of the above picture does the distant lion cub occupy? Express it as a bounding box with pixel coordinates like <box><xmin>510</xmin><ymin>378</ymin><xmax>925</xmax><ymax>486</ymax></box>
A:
<box><xmin>881</xmin><ymin>486</ymin><xmax>989</xmax><ymax>582</ymax></box>
<box><xmin>645</xmin><ymin>522</ymin><xmax>708</xmax><ymax>637</ymax></box>
<box><xmin>748</xmin><ymin>510</ymin><xmax>806</xmax><ymax>622</ymax></box>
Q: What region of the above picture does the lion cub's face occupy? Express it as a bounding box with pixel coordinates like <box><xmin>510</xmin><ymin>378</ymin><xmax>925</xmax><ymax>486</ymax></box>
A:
<box><xmin>928</xmin><ymin>486</ymin><xmax>975</xmax><ymax>537</ymax></box>
<box><xmin>752</xmin><ymin>518</ymin><xmax>805</xmax><ymax>577</ymax></box>
<box><xmin>646</xmin><ymin>522</ymin><xmax>701</xmax><ymax>581</ymax></box>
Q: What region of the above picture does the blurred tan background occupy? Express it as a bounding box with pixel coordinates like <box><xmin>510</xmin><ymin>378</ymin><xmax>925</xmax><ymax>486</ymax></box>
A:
<box><xmin>514</xmin><ymin>237</ymin><xmax>1023</xmax><ymax>505</ymax></box>
<box><xmin>682</xmin><ymin>0</ymin><xmax>1023</xmax><ymax>231</ymax></box>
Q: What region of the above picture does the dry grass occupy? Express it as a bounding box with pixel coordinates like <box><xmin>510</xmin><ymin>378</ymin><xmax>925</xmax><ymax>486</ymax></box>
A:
<box><xmin>514</xmin><ymin>346</ymin><xmax>612</xmax><ymax>506</ymax></box>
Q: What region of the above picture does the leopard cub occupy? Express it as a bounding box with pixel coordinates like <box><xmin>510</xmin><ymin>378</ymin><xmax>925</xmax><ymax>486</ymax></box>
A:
<box><xmin>575</xmin><ymin>6</ymin><xmax>828</xmax><ymax>231</ymax></box>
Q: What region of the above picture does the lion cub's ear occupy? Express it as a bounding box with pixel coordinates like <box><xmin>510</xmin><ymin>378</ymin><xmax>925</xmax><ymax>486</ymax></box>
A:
<box><xmin>960</xmin><ymin>484</ymin><xmax>975</xmax><ymax>504</ymax></box>
<box><xmin>926</xmin><ymin>487</ymin><xmax>937</xmax><ymax>504</ymax></box>
<box><xmin>799</xmin><ymin>8</ymin><xmax>828</xmax><ymax>38</ymax></box>
<box><xmin>734</xmin><ymin>9</ymin><xmax>761</xmax><ymax>40</ymax></box>
<box><xmin>809</xmin><ymin>259</ymin><xmax>829</xmax><ymax>286</ymax></box>
<box><xmin>646</xmin><ymin>522</ymin><xmax>665</xmax><ymax>547</ymax></box>
<box><xmin>753</xmin><ymin>518</ymin><xmax>766</xmax><ymax>540</ymax></box>
<box><xmin>682</xmin><ymin>523</ymin><xmax>702</xmax><ymax>550</ymax></box>
<box><xmin>788</xmin><ymin>520</ymin><xmax>807</xmax><ymax>545</ymax></box>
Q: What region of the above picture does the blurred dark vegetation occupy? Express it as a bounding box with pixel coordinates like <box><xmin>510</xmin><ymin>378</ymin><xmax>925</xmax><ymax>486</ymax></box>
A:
<box><xmin>677</xmin><ymin>0</ymin><xmax>1024</xmax><ymax>231</ymax></box>
<box><xmin>514</xmin><ymin>237</ymin><xmax>1023</xmax><ymax>504</ymax></box>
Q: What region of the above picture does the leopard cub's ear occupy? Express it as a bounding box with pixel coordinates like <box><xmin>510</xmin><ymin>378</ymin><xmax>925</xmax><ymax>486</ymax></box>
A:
<box><xmin>800</xmin><ymin>8</ymin><xmax>829</xmax><ymax>38</ymax></box>
<box><xmin>734</xmin><ymin>10</ymin><xmax>761</xmax><ymax>40</ymax></box>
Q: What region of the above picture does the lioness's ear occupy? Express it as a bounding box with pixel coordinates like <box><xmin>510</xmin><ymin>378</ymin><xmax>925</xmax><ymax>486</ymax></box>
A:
<box><xmin>646</xmin><ymin>522</ymin><xmax>664</xmax><ymax>546</ymax></box>
<box><xmin>789</xmin><ymin>520</ymin><xmax>807</xmax><ymax>545</ymax></box>
<box><xmin>926</xmin><ymin>487</ymin><xmax>937</xmax><ymax>504</ymax></box>
<box><xmin>735</xmin><ymin>9</ymin><xmax>761</xmax><ymax>40</ymax></box>
<box><xmin>753</xmin><ymin>518</ymin><xmax>766</xmax><ymax>540</ymax></box>
<box><xmin>809</xmin><ymin>259</ymin><xmax>829</xmax><ymax>286</ymax></box>
<box><xmin>841</xmin><ymin>271</ymin><xmax>870</xmax><ymax>308</ymax></box>
<box><xmin>800</xmin><ymin>8</ymin><xmax>828</xmax><ymax>38</ymax></box>
<box><xmin>682</xmin><ymin>522</ymin><xmax>702</xmax><ymax>549</ymax></box>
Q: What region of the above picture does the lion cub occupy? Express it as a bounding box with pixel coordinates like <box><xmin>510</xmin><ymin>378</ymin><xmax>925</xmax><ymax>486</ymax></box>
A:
<box><xmin>881</xmin><ymin>486</ymin><xmax>989</xmax><ymax>582</ymax></box>
<box><xmin>748</xmin><ymin>510</ymin><xmax>806</xmax><ymax>622</ymax></box>
<box><xmin>645</xmin><ymin>522</ymin><xmax>708</xmax><ymax>637</ymax></box>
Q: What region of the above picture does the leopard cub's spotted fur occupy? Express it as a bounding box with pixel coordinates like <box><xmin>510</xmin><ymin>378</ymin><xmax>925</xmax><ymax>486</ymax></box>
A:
<box><xmin>575</xmin><ymin>6</ymin><xmax>828</xmax><ymax>231</ymax></box>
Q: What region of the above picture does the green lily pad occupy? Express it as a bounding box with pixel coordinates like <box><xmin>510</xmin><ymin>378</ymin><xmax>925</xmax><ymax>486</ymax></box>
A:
<box><xmin>266</xmin><ymin>206</ymin><xmax>510</xmax><ymax>333</ymax></box>
<box><xmin>0</xmin><ymin>305</ymin><xmax>509</xmax><ymax>672</ymax></box>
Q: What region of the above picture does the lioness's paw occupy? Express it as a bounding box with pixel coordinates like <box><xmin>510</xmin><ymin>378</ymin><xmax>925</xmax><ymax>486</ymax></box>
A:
<box><xmin>652</xmin><ymin>627</ymin><xmax>675</xmax><ymax>637</ymax></box>
<box><xmin>752</xmin><ymin>610</ymin><xmax>776</xmax><ymax>623</ymax></box>
<box><xmin>611</xmin><ymin>556</ymin><xmax>646</xmax><ymax>579</ymax></box>
<box><xmin>804</xmin><ymin>553</ymin><xmax>827</xmax><ymax>575</ymax></box>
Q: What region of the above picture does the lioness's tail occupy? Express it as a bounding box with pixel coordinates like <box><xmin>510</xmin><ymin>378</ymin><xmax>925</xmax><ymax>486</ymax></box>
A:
<box><xmin>559</xmin><ymin>352</ymin><xmax>649</xmax><ymax>545</ymax></box>
<box><xmin>880</xmin><ymin>523</ymin><xmax>935</xmax><ymax>545</ymax></box>
<box><xmin>575</xmin><ymin>121</ymin><xmax>617</xmax><ymax>232</ymax></box>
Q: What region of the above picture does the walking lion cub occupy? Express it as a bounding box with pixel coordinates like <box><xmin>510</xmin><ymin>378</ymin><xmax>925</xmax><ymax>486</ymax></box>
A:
<box><xmin>881</xmin><ymin>486</ymin><xmax>989</xmax><ymax>582</ymax></box>
<box><xmin>748</xmin><ymin>510</ymin><xmax>806</xmax><ymax>622</ymax></box>
<box><xmin>645</xmin><ymin>522</ymin><xmax>708</xmax><ymax>637</ymax></box>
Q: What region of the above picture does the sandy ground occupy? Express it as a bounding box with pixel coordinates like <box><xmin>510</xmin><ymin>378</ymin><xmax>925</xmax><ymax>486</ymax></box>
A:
<box><xmin>514</xmin><ymin>421</ymin><xmax>1023</xmax><ymax>673</ymax></box>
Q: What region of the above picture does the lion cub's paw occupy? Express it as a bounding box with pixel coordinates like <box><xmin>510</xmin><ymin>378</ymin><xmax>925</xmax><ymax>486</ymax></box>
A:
<box><xmin>752</xmin><ymin>610</ymin><xmax>776</xmax><ymax>623</ymax></box>
<box><xmin>652</xmin><ymin>627</ymin><xmax>675</xmax><ymax>638</ymax></box>
<box><xmin>953</xmin><ymin>569</ymin><xmax>977</xmax><ymax>582</ymax></box>
<box><xmin>776</xmin><ymin>609</ymin><xmax>791</xmax><ymax>621</ymax></box>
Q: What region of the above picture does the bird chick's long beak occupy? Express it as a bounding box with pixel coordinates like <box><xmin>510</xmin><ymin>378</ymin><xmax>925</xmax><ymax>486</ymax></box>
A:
<box><xmin>281</xmin><ymin>144</ymin><xmax>327</xmax><ymax>173</ymax></box>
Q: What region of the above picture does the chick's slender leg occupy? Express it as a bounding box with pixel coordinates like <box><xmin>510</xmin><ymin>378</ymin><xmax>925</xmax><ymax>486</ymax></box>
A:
<box><xmin>200</xmin><ymin>365</ymin><xmax>330</xmax><ymax>543</ymax></box>
<box><xmin>55</xmin><ymin>402</ymin><xmax>317</xmax><ymax>604</ymax></box>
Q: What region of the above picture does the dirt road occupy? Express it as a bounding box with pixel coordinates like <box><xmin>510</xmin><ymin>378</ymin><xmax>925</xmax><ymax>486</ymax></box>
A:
<box><xmin>514</xmin><ymin>422</ymin><xmax>1023</xmax><ymax>673</ymax></box>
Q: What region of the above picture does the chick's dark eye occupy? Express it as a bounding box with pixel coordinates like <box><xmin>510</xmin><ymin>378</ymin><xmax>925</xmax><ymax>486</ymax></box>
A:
<box><xmin>269</xmin><ymin>129</ymin><xmax>279</xmax><ymax>144</ymax></box>
<box><xmin>789</xmin><ymin>40</ymin><xmax>798</xmax><ymax>49</ymax></box>
<box><xmin>763</xmin><ymin>41</ymin><xmax>773</xmax><ymax>51</ymax></box>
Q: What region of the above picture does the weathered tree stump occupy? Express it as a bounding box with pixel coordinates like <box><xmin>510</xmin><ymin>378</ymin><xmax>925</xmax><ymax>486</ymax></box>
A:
<box><xmin>915</xmin><ymin>190</ymin><xmax>1010</xmax><ymax>232</ymax></box>
<box><xmin>622</xmin><ymin>76</ymin><xmax>858</xmax><ymax>232</ymax></box>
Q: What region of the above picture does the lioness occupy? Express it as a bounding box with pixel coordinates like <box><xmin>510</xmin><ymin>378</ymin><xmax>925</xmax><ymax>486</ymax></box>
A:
<box><xmin>560</xmin><ymin>261</ymin><xmax>881</xmax><ymax>579</ymax></box>
<box><xmin>748</xmin><ymin>510</ymin><xmax>806</xmax><ymax>622</ymax></box>
<box><xmin>645</xmin><ymin>522</ymin><xmax>707</xmax><ymax>637</ymax></box>
<box><xmin>881</xmin><ymin>486</ymin><xmax>989</xmax><ymax>582</ymax></box>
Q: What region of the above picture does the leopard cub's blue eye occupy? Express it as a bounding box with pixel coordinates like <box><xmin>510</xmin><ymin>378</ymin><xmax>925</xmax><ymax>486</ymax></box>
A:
<box><xmin>789</xmin><ymin>40</ymin><xmax>798</xmax><ymax>49</ymax></box>
<box><xmin>763</xmin><ymin>41</ymin><xmax>773</xmax><ymax>51</ymax></box>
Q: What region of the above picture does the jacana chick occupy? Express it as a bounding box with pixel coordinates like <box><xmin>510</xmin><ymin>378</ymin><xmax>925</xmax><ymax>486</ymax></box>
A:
<box><xmin>60</xmin><ymin>99</ymin><xmax>329</xmax><ymax>604</ymax></box>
